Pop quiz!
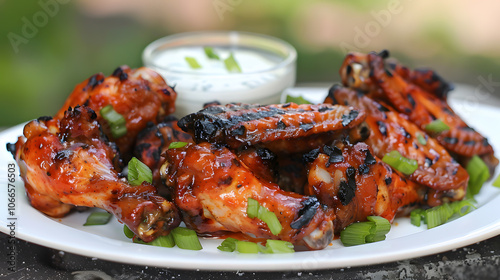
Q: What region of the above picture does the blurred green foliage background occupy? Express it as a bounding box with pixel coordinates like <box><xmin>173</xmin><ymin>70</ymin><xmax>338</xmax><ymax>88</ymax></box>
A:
<box><xmin>1</xmin><ymin>0</ymin><xmax>499</xmax><ymax>127</ymax></box>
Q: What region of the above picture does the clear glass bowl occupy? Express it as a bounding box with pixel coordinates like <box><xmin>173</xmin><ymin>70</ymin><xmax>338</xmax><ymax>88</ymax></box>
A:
<box><xmin>142</xmin><ymin>31</ymin><xmax>297</xmax><ymax>117</ymax></box>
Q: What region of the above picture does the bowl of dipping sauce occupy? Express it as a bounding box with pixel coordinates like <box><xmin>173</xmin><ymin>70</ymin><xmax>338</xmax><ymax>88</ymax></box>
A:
<box><xmin>142</xmin><ymin>31</ymin><xmax>297</xmax><ymax>117</ymax></box>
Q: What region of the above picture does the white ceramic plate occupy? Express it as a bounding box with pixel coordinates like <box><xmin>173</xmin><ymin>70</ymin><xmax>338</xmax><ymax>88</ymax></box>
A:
<box><xmin>1</xmin><ymin>87</ymin><xmax>500</xmax><ymax>271</ymax></box>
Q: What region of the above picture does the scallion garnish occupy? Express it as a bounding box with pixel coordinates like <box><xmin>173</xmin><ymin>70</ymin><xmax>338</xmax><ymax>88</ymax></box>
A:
<box><xmin>217</xmin><ymin>237</ymin><xmax>238</xmax><ymax>252</ymax></box>
<box><xmin>83</xmin><ymin>211</ymin><xmax>112</xmax><ymax>226</ymax></box>
<box><xmin>171</xmin><ymin>227</ymin><xmax>202</xmax><ymax>250</ymax></box>
<box><xmin>185</xmin><ymin>57</ymin><xmax>202</xmax><ymax>69</ymax></box>
<box><xmin>382</xmin><ymin>150</ymin><xmax>419</xmax><ymax>175</ymax></box>
<box><xmin>149</xmin><ymin>234</ymin><xmax>175</xmax><ymax>248</ymax></box>
<box><xmin>127</xmin><ymin>157</ymin><xmax>153</xmax><ymax>186</ymax></box>
<box><xmin>263</xmin><ymin>240</ymin><xmax>294</xmax><ymax>254</ymax></box>
<box><xmin>168</xmin><ymin>141</ymin><xmax>188</xmax><ymax>149</ymax></box>
<box><xmin>235</xmin><ymin>240</ymin><xmax>260</xmax><ymax>254</ymax></box>
<box><xmin>246</xmin><ymin>198</ymin><xmax>259</xmax><ymax>219</ymax></box>
<box><xmin>493</xmin><ymin>174</ymin><xmax>500</xmax><ymax>188</ymax></box>
<box><xmin>340</xmin><ymin>216</ymin><xmax>391</xmax><ymax>246</ymax></box>
<box><xmin>424</xmin><ymin>119</ymin><xmax>450</xmax><ymax>133</ymax></box>
<box><xmin>285</xmin><ymin>95</ymin><xmax>312</xmax><ymax>105</ymax></box>
<box><xmin>100</xmin><ymin>104</ymin><xmax>127</xmax><ymax>138</ymax></box>
<box><xmin>410</xmin><ymin>199</ymin><xmax>476</xmax><ymax>229</ymax></box>
<box><xmin>224</xmin><ymin>52</ymin><xmax>242</xmax><ymax>73</ymax></box>
<box><xmin>246</xmin><ymin>198</ymin><xmax>282</xmax><ymax>235</ymax></box>
<box><xmin>416</xmin><ymin>133</ymin><xmax>427</xmax><ymax>146</ymax></box>
<box><xmin>203</xmin><ymin>46</ymin><xmax>220</xmax><ymax>60</ymax></box>
<box><xmin>466</xmin><ymin>155</ymin><xmax>490</xmax><ymax>198</ymax></box>
<box><xmin>123</xmin><ymin>225</ymin><xmax>135</xmax><ymax>238</ymax></box>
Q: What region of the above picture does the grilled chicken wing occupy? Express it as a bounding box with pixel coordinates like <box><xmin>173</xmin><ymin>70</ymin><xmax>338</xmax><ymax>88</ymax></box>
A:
<box><xmin>305</xmin><ymin>142</ymin><xmax>425</xmax><ymax>232</ymax></box>
<box><xmin>13</xmin><ymin>106</ymin><xmax>180</xmax><ymax>242</ymax></box>
<box><xmin>340</xmin><ymin>51</ymin><xmax>498</xmax><ymax>174</ymax></box>
<box><xmin>55</xmin><ymin>66</ymin><xmax>177</xmax><ymax>156</ymax></box>
<box><xmin>325</xmin><ymin>85</ymin><xmax>468</xmax><ymax>202</ymax></box>
<box><xmin>161</xmin><ymin>142</ymin><xmax>334</xmax><ymax>250</ymax></box>
<box><xmin>178</xmin><ymin>103</ymin><xmax>365</xmax><ymax>154</ymax></box>
<box><xmin>133</xmin><ymin>116</ymin><xmax>193</xmax><ymax>190</ymax></box>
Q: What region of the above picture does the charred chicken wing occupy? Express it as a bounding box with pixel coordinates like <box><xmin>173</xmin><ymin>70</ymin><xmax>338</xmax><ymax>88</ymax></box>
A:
<box><xmin>55</xmin><ymin>66</ymin><xmax>177</xmax><ymax>156</ymax></box>
<box><xmin>325</xmin><ymin>84</ymin><xmax>469</xmax><ymax>203</ymax></box>
<box><xmin>13</xmin><ymin>106</ymin><xmax>180</xmax><ymax>242</ymax></box>
<box><xmin>162</xmin><ymin>142</ymin><xmax>334</xmax><ymax>250</ymax></box>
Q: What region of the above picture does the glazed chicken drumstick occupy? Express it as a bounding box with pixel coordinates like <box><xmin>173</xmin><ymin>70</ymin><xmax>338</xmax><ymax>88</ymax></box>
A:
<box><xmin>12</xmin><ymin>106</ymin><xmax>180</xmax><ymax>242</ymax></box>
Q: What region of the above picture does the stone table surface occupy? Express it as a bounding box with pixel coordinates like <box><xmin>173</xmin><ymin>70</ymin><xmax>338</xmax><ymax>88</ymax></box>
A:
<box><xmin>1</xmin><ymin>232</ymin><xmax>500</xmax><ymax>280</ymax></box>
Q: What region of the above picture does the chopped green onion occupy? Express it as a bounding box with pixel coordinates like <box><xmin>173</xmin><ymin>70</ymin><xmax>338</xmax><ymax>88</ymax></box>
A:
<box><xmin>493</xmin><ymin>174</ymin><xmax>500</xmax><ymax>188</ymax></box>
<box><xmin>149</xmin><ymin>234</ymin><xmax>175</xmax><ymax>248</ymax></box>
<box><xmin>340</xmin><ymin>216</ymin><xmax>391</xmax><ymax>246</ymax></box>
<box><xmin>224</xmin><ymin>52</ymin><xmax>242</xmax><ymax>73</ymax></box>
<box><xmin>246</xmin><ymin>198</ymin><xmax>259</xmax><ymax>219</ymax></box>
<box><xmin>123</xmin><ymin>225</ymin><xmax>135</xmax><ymax>238</ymax></box>
<box><xmin>100</xmin><ymin>105</ymin><xmax>127</xmax><ymax>138</ymax></box>
<box><xmin>340</xmin><ymin>221</ymin><xmax>374</xmax><ymax>246</ymax></box>
<box><xmin>185</xmin><ymin>57</ymin><xmax>202</xmax><ymax>69</ymax></box>
<box><xmin>217</xmin><ymin>237</ymin><xmax>238</xmax><ymax>252</ymax></box>
<box><xmin>83</xmin><ymin>211</ymin><xmax>112</xmax><ymax>226</ymax></box>
<box><xmin>171</xmin><ymin>227</ymin><xmax>202</xmax><ymax>250</ymax></box>
<box><xmin>424</xmin><ymin>119</ymin><xmax>450</xmax><ymax>133</ymax></box>
<box><xmin>263</xmin><ymin>240</ymin><xmax>294</xmax><ymax>254</ymax></box>
<box><xmin>168</xmin><ymin>141</ymin><xmax>188</xmax><ymax>149</ymax></box>
<box><xmin>366</xmin><ymin>216</ymin><xmax>391</xmax><ymax>243</ymax></box>
<box><xmin>285</xmin><ymin>95</ymin><xmax>312</xmax><ymax>105</ymax></box>
<box><xmin>416</xmin><ymin>133</ymin><xmax>427</xmax><ymax>146</ymax></box>
<box><xmin>466</xmin><ymin>155</ymin><xmax>491</xmax><ymax>198</ymax></box>
<box><xmin>127</xmin><ymin>157</ymin><xmax>153</xmax><ymax>186</ymax></box>
<box><xmin>410</xmin><ymin>199</ymin><xmax>476</xmax><ymax>229</ymax></box>
<box><xmin>236</xmin><ymin>240</ymin><xmax>260</xmax><ymax>254</ymax></box>
<box><xmin>203</xmin><ymin>46</ymin><xmax>220</xmax><ymax>60</ymax></box>
<box><xmin>382</xmin><ymin>150</ymin><xmax>419</xmax><ymax>175</ymax></box>
<box><xmin>247</xmin><ymin>198</ymin><xmax>282</xmax><ymax>235</ymax></box>
<box><xmin>410</xmin><ymin>209</ymin><xmax>424</xmax><ymax>227</ymax></box>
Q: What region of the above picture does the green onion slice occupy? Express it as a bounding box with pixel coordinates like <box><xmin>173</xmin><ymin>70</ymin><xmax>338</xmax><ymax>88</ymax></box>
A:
<box><xmin>466</xmin><ymin>155</ymin><xmax>491</xmax><ymax>198</ymax></box>
<box><xmin>410</xmin><ymin>199</ymin><xmax>476</xmax><ymax>229</ymax></box>
<box><xmin>416</xmin><ymin>133</ymin><xmax>427</xmax><ymax>146</ymax></box>
<box><xmin>382</xmin><ymin>150</ymin><xmax>419</xmax><ymax>175</ymax></box>
<box><xmin>235</xmin><ymin>241</ymin><xmax>260</xmax><ymax>254</ymax></box>
<box><xmin>246</xmin><ymin>198</ymin><xmax>282</xmax><ymax>235</ymax></box>
<box><xmin>171</xmin><ymin>227</ymin><xmax>202</xmax><ymax>250</ymax></box>
<box><xmin>149</xmin><ymin>234</ymin><xmax>175</xmax><ymax>248</ymax></box>
<box><xmin>168</xmin><ymin>141</ymin><xmax>188</xmax><ymax>149</ymax></box>
<box><xmin>83</xmin><ymin>211</ymin><xmax>112</xmax><ymax>226</ymax></box>
<box><xmin>217</xmin><ymin>237</ymin><xmax>238</xmax><ymax>252</ymax></box>
<box><xmin>203</xmin><ymin>46</ymin><xmax>220</xmax><ymax>60</ymax></box>
<box><xmin>424</xmin><ymin>119</ymin><xmax>450</xmax><ymax>133</ymax></box>
<box><xmin>127</xmin><ymin>157</ymin><xmax>153</xmax><ymax>186</ymax></box>
<box><xmin>247</xmin><ymin>198</ymin><xmax>259</xmax><ymax>219</ymax></box>
<box><xmin>285</xmin><ymin>95</ymin><xmax>312</xmax><ymax>105</ymax></box>
<box><xmin>185</xmin><ymin>57</ymin><xmax>202</xmax><ymax>69</ymax></box>
<box><xmin>224</xmin><ymin>52</ymin><xmax>242</xmax><ymax>73</ymax></box>
<box><xmin>493</xmin><ymin>174</ymin><xmax>500</xmax><ymax>188</ymax></box>
<box><xmin>123</xmin><ymin>225</ymin><xmax>135</xmax><ymax>238</ymax></box>
<box><xmin>264</xmin><ymin>240</ymin><xmax>295</xmax><ymax>254</ymax></box>
<box><xmin>100</xmin><ymin>104</ymin><xmax>127</xmax><ymax>138</ymax></box>
<box><xmin>340</xmin><ymin>216</ymin><xmax>391</xmax><ymax>246</ymax></box>
<box><xmin>340</xmin><ymin>221</ymin><xmax>374</xmax><ymax>246</ymax></box>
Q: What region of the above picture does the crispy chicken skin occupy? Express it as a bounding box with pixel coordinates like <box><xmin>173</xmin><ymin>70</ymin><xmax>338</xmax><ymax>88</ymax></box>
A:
<box><xmin>55</xmin><ymin>66</ymin><xmax>177</xmax><ymax>156</ymax></box>
<box><xmin>178</xmin><ymin>103</ymin><xmax>366</xmax><ymax>153</ymax></box>
<box><xmin>305</xmin><ymin>142</ymin><xmax>425</xmax><ymax>232</ymax></box>
<box><xmin>13</xmin><ymin>106</ymin><xmax>180</xmax><ymax>242</ymax></box>
<box><xmin>162</xmin><ymin>142</ymin><xmax>334</xmax><ymax>250</ymax></box>
<box><xmin>325</xmin><ymin>85</ymin><xmax>469</xmax><ymax>199</ymax></box>
<box><xmin>339</xmin><ymin>51</ymin><xmax>498</xmax><ymax>175</ymax></box>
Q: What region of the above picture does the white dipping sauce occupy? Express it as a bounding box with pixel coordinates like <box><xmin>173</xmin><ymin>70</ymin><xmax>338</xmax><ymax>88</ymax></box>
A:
<box><xmin>143</xmin><ymin>32</ymin><xmax>296</xmax><ymax>118</ymax></box>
